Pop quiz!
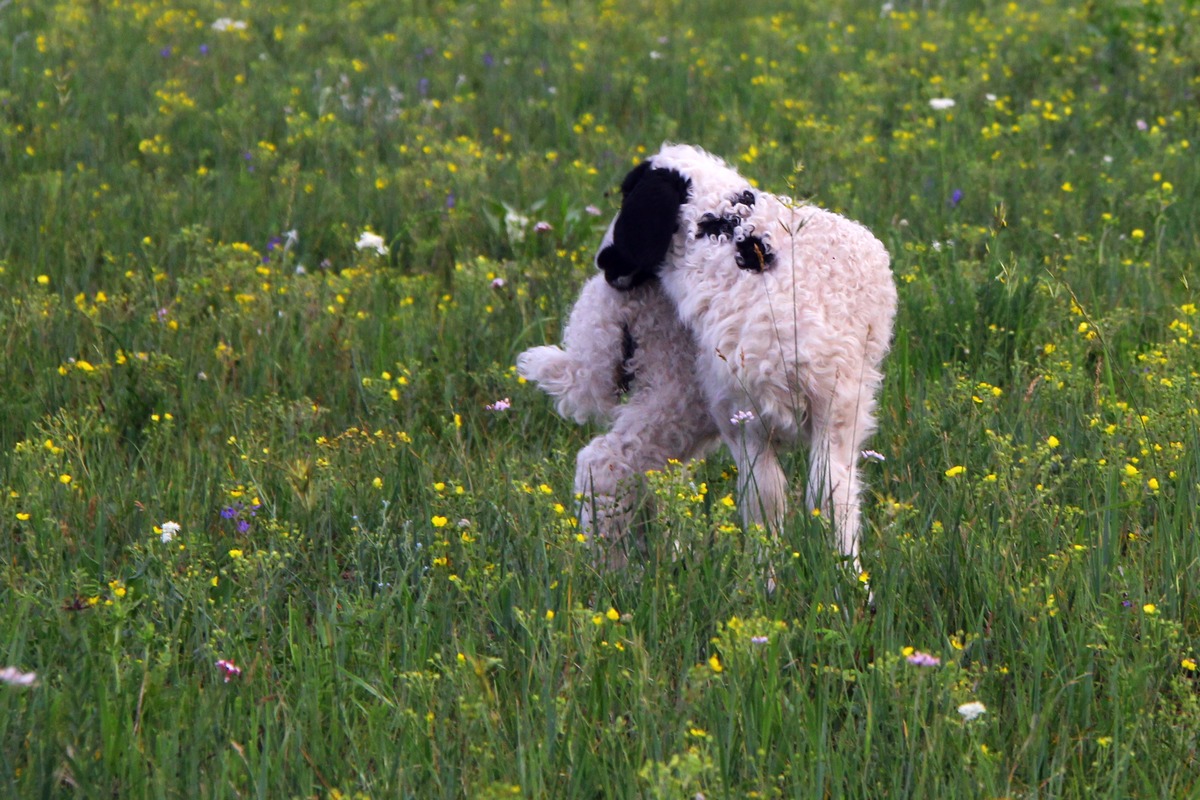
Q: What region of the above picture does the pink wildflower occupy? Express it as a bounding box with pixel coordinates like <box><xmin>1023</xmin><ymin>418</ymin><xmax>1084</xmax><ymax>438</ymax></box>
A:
<box><xmin>0</xmin><ymin>667</ymin><xmax>38</xmax><ymax>687</ymax></box>
<box><xmin>215</xmin><ymin>659</ymin><xmax>242</xmax><ymax>682</ymax></box>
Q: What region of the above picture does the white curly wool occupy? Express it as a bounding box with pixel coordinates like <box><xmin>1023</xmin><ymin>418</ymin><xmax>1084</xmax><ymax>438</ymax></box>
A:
<box><xmin>517</xmin><ymin>275</ymin><xmax>718</xmax><ymax>566</ymax></box>
<box><xmin>520</xmin><ymin>143</ymin><xmax>897</xmax><ymax>577</ymax></box>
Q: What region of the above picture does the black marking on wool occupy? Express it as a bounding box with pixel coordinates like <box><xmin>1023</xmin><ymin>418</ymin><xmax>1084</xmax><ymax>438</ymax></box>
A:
<box><xmin>696</xmin><ymin>213</ymin><xmax>737</xmax><ymax>240</ymax></box>
<box><xmin>735</xmin><ymin>190</ymin><xmax>756</xmax><ymax>207</ymax></box>
<box><xmin>735</xmin><ymin>235</ymin><xmax>774</xmax><ymax>272</ymax></box>
<box><xmin>615</xmin><ymin>324</ymin><xmax>637</xmax><ymax>395</ymax></box>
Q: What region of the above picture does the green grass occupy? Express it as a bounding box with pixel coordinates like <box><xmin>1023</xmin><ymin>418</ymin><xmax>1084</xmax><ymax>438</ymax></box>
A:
<box><xmin>2</xmin><ymin>0</ymin><xmax>1199</xmax><ymax>796</ymax></box>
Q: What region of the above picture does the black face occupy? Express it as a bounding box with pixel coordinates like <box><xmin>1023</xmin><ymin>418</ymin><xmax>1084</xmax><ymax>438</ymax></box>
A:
<box><xmin>596</xmin><ymin>161</ymin><xmax>691</xmax><ymax>289</ymax></box>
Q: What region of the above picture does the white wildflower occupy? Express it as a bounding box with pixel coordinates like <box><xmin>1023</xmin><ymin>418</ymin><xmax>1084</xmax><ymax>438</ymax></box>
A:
<box><xmin>929</xmin><ymin>98</ymin><xmax>956</xmax><ymax>111</ymax></box>
<box><xmin>504</xmin><ymin>207</ymin><xmax>530</xmax><ymax>244</ymax></box>
<box><xmin>957</xmin><ymin>701</ymin><xmax>987</xmax><ymax>722</ymax></box>
<box><xmin>211</xmin><ymin>17</ymin><xmax>248</xmax><ymax>32</ymax></box>
<box><xmin>160</xmin><ymin>520</ymin><xmax>181</xmax><ymax>544</ymax></box>
<box><xmin>355</xmin><ymin>230</ymin><xmax>388</xmax><ymax>255</ymax></box>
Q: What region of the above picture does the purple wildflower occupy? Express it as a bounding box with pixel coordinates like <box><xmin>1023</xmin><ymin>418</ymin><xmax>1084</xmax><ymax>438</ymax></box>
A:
<box><xmin>906</xmin><ymin>651</ymin><xmax>941</xmax><ymax>667</ymax></box>
<box><xmin>730</xmin><ymin>410</ymin><xmax>755</xmax><ymax>426</ymax></box>
<box><xmin>949</xmin><ymin>189</ymin><xmax>964</xmax><ymax>208</ymax></box>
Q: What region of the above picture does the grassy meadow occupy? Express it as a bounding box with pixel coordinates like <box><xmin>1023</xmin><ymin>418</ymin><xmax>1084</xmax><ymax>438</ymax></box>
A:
<box><xmin>3</xmin><ymin>0</ymin><xmax>1200</xmax><ymax>796</ymax></box>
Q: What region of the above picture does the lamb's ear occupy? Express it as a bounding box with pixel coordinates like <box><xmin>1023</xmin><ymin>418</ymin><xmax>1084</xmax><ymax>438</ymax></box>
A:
<box><xmin>619</xmin><ymin>159</ymin><xmax>653</xmax><ymax>197</ymax></box>
<box><xmin>597</xmin><ymin>163</ymin><xmax>690</xmax><ymax>289</ymax></box>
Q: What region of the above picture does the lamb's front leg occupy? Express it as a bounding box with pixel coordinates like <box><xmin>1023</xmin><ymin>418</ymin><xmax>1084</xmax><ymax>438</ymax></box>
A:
<box><xmin>576</xmin><ymin>398</ymin><xmax>718</xmax><ymax>569</ymax></box>
<box><xmin>517</xmin><ymin>342</ymin><xmax>622</xmax><ymax>425</ymax></box>
<box><xmin>517</xmin><ymin>274</ymin><xmax>639</xmax><ymax>425</ymax></box>
<box><xmin>574</xmin><ymin>434</ymin><xmax>642</xmax><ymax>570</ymax></box>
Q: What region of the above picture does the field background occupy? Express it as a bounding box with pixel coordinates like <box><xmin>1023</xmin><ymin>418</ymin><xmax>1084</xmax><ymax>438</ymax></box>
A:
<box><xmin>2</xmin><ymin>0</ymin><xmax>1199</xmax><ymax>797</ymax></box>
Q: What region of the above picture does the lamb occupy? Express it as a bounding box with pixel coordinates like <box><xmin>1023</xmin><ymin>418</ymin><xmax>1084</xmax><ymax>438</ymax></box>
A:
<box><xmin>517</xmin><ymin>273</ymin><xmax>718</xmax><ymax>567</ymax></box>
<box><xmin>520</xmin><ymin>143</ymin><xmax>897</xmax><ymax>577</ymax></box>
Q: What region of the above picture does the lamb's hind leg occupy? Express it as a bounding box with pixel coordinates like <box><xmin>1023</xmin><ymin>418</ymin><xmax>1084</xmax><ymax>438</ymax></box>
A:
<box><xmin>716</xmin><ymin>419</ymin><xmax>788</xmax><ymax>592</ymax></box>
<box><xmin>729</xmin><ymin>430</ymin><xmax>788</xmax><ymax>533</ymax></box>
<box><xmin>806</xmin><ymin>380</ymin><xmax>879</xmax><ymax>579</ymax></box>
